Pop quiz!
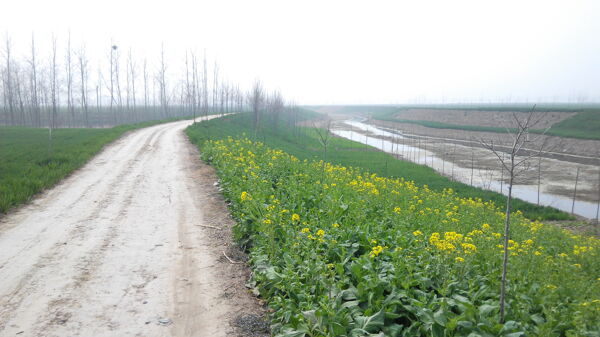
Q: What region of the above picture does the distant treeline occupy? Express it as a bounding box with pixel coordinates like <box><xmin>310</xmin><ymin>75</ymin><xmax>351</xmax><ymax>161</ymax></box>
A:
<box><xmin>0</xmin><ymin>33</ymin><xmax>297</xmax><ymax>129</ymax></box>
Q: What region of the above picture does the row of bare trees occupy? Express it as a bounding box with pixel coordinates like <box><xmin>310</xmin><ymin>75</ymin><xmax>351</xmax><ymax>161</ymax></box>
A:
<box><xmin>246</xmin><ymin>80</ymin><xmax>294</xmax><ymax>136</ymax></box>
<box><xmin>0</xmin><ymin>33</ymin><xmax>255</xmax><ymax>128</ymax></box>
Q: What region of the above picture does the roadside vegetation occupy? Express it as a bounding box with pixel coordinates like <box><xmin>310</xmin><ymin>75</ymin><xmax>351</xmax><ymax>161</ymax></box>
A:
<box><xmin>193</xmin><ymin>136</ymin><xmax>600</xmax><ymax>336</ymax></box>
<box><xmin>0</xmin><ymin>118</ymin><xmax>189</xmax><ymax>213</ymax></box>
<box><xmin>187</xmin><ymin>113</ymin><xmax>571</xmax><ymax>221</ymax></box>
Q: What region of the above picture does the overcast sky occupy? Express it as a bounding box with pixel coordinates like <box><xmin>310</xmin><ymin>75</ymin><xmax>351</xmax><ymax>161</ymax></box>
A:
<box><xmin>2</xmin><ymin>0</ymin><xmax>599</xmax><ymax>104</ymax></box>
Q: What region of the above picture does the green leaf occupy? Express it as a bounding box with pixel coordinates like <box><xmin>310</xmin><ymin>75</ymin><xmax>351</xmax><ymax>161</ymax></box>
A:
<box><xmin>354</xmin><ymin>309</ymin><xmax>385</xmax><ymax>333</ymax></box>
<box><xmin>302</xmin><ymin>310</ymin><xmax>318</xmax><ymax>326</ymax></box>
<box><xmin>505</xmin><ymin>333</ymin><xmax>525</xmax><ymax>337</ymax></box>
<box><xmin>341</xmin><ymin>300</ymin><xmax>360</xmax><ymax>309</ymax></box>
<box><xmin>433</xmin><ymin>309</ymin><xmax>447</xmax><ymax>327</ymax></box>
<box><xmin>275</xmin><ymin>329</ymin><xmax>306</xmax><ymax>337</ymax></box>
<box><xmin>478</xmin><ymin>304</ymin><xmax>497</xmax><ymax>316</ymax></box>
<box><xmin>530</xmin><ymin>313</ymin><xmax>545</xmax><ymax>325</ymax></box>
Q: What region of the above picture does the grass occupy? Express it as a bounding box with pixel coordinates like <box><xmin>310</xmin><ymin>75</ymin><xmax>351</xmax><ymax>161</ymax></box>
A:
<box><xmin>0</xmin><ymin>117</ymin><xmax>192</xmax><ymax>213</ymax></box>
<box><xmin>546</xmin><ymin>110</ymin><xmax>600</xmax><ymax>140</ymax></box>
<box><xmin>194</xmin><ymin>136</ymin><xmax>600</xmax><ymax>336</ymax></box>
<box><xmin>186</xmin><ymin>113</ymin><xmax>572</xmax><ymax>221</ymax></box>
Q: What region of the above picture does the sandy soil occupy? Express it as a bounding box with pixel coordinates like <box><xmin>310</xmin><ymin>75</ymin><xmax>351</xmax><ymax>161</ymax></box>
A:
<box><xmin>392</xmin><ymin>108</ymin><xmax>575</xmax><ymax>129</ymax></box>
<box><xmin>0</xmin><ymin>117</ymin><xmax>266</xmax><ymax>337</ymax></box>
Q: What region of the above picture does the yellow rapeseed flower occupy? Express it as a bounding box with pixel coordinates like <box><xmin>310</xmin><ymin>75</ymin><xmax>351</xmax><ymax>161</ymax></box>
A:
<box><xmin>455</xmin><ymin>257</ymin><xmax>465</xmax><ymax>263</ymax></box>
<box><xmin>292</xmin><ymin>213</ymin><xmax>300</xmax><ymax>222</ymax></box>
<box><xmin>461</xmin><ymin>243</ymin><xmax>477</xmax><ymax>254</ymax></box>
<box><xmin>370</xmin><ymin>245</ymin><xmax>384</xmax><ymax>257</ymax></box>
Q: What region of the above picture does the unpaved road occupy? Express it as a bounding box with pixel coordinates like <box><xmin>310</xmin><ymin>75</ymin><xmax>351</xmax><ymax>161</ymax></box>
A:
<box><xmin>0</xmin><ymin>117</ymin><xmax>262</xmax><ymax>336</ymax></box>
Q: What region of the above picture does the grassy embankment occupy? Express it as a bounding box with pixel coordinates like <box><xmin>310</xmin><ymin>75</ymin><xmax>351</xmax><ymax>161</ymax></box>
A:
<box><xmin>188</xmin><ymin>128</ymin><xmax>600</xmax><ymax>336</ymax></box>
<box><xmin>186</xmin><ymin>112</ymin><xmax>571</xmax><ymax>221</ymax></box>
<box><xmin>324</xmin><ymin>105</ymin><xmax>600</xmax><ymax>140</ymax></box>
<box><xmin>0</xmin><ymin>117</ymin><xmax>191</xmax><ymax>213</ymax></box>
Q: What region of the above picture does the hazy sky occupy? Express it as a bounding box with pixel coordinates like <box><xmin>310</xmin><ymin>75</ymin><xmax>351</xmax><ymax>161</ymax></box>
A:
<box><xmin>2</xmin><ymin>0</ymin><xmax>599</xmax><ymax>104</ymax></box>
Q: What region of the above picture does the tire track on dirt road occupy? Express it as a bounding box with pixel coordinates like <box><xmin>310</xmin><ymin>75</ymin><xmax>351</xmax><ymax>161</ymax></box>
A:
<box><xmin>0</xmin><ymin>117</ymin><xmax>265</xmax><ymax>337</ymax></box>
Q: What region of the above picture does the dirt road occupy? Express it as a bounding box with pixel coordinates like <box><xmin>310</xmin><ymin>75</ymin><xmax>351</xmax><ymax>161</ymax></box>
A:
<box><xmin>0</xmin><ymin>118</ymin><xmax>262</xmax><ymax>336</ymax></box>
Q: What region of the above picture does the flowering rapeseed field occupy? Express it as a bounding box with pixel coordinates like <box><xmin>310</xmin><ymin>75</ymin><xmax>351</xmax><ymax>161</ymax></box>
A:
<box><xmin>202</xmin><ymin>137</ymin><xmax>600</xmax><ymax>337</ymax></box>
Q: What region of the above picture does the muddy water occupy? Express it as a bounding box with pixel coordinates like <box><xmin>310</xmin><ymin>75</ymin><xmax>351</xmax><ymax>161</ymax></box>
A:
<box><xmin>332</xmin><ymin>120</ymin><xmax>600</xmax><ymax>220</ymax></box>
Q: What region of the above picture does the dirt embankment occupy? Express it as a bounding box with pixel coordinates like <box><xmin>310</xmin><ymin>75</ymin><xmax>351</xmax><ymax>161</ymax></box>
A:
<box><xmin>392</xmin><ymin>108</ymin><xmax>575</xmax><ymax>129</ymax></box>
<box><xmin>0</xmin><ymin>118</ymin><xmax>267</xmax><ymax>337</ymax></box>
<box><xmin>369</xmin><ymin>119</ymin><xmax>600</xmax><ymax>165</ymax></box>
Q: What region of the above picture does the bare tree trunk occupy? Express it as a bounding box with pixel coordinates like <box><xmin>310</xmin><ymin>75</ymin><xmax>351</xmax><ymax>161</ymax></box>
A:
<box><xmin>50</xmin><ymin>36</ymin><xmax>59</xmax><ymax>152</ymax></box>
<box><xmin>158</xmin><ymin>43</ymin><xmax>168</xmax><ymax>118</ymax></box>
<box><xmin>143</xmin><ymin>58</ymin><xmax>148</xmax><ymax>113</ymax></box>
<box><xmin>14</xmin><ymin>66</ymin><xmax>25</xmax><ymax>125</ymax></box>
<box><xmin>29</xmin><ymin>34</ymin><xmax>40</xmax><ymax>127</ymax></box>
<box><xmin>110</xmin><ymin>43</ymin><xmax>116</xmax><ymax>124</ymax></box>
<box><xmin>248</xmin><ymin>80</ymin><xmax>264</xmax><ymax>136</ymax></box>
<box><xmin>4</xmin><ymin>34</ymin><xmax>15</xmax><ymax>125</ymax></box>
<box><xmin>212</xmin><ymin>61</ymin><xmax>218</xmax><ymax>114</ymax></box>
<box><xmin>185</xmin><ymin>51</ymin><xmax>192</xmax><ymax>120</ymax></box>
<box><xmin>114</xmin><ymin>47</ymin><xmax>122</xmax><ymax>120</ymax></box>
<box><xmin>128</xmin><ymin>50</ymin><xmax>136</xmax><ymax>122</ymax></box>
<box><xmin>537</xmin><ymin>156</ymin><xmax>542</xmax><ymax>205</ymax></box>
<box><xmin>480</xmin><ymin>105</ymin><xmax>549</xmax><ymax>323</ymax></box>
<box><xmin>202</xmin><ymin>51</ymin><xmax>208</xmax><ymax>119</ymax></box>
<box><xmin>66</xmin><ymin>32</ymin><xmax>74</xmax><ymax>127</ymax></box>
<box><xmin>78</xmin><ymin>45</ymin><xmax>89</xmax><ymax>127</ymax></box>
<box><xmin>572</xmin><ymin>167</ymin><xmax>580</xmax><ymax>214</ymax></box>
<box><xmin>595</xmin><ymin>165</ymin><xmax>600</xmax><ymax>226</ymax></box>
<box><xmin>499</xmin><ymin>162</ymin><xmax>514</xmax><ymax>323</ymax></box>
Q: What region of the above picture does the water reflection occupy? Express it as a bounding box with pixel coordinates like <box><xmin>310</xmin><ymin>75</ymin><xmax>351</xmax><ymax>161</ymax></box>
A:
<box><xmin>332</xmin><ymin>120</ymin><xmax>599</xmax><ymax>220</ymax></box>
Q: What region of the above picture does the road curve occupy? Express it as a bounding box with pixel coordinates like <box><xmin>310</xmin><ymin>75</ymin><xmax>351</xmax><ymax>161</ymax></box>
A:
<box><xmin>0</xmin><ymin>117</ymin><xmax>237</xmax><ymax>336</ymax></box>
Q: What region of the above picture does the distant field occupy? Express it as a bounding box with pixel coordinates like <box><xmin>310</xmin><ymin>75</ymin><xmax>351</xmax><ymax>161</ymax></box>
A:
<box><xmin>0</xmin><ymin>118</ymin><xmax>191</xmax><ymax>213</ymax></box>
<box><xmin>312</xmin><ymin>105</ymin><xmax>600</xmax><ymax>140</ymax></box>
<box><xmin>186</xmin><ymin>112</ymin><xmax>572</xmax><ymax>221</ymax></box>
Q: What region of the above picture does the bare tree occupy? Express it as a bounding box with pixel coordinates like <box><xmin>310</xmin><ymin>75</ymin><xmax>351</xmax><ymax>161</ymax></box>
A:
<box><xmin>479</xmin><ymin>105</ymin><xmax>549</xmax><ymax>323</ymax></box>
<box><xmin>128</xmin><ymin>49</ymin><xmax>137</xmax><ymax>122</ymax></box>
<box><xmin>157</xmin><ymin>43</ymin><xmax>168</xmax><ymax>118</ymax></box>
<box><xmin>212</xmin><ymin>61</ymin><xmax>218</xmax><ymax>114</ymax></box>
<box><xmin>13</xmin><ymin>64</ymin><xmax>25</xmax><ymax>125</ymax></box>
<box><xmin>248</xmin><ymin>80</ymin><xmax>264</xmax><ymax>136</ymax></box>
<box><xmin>49</xmin><ymin>36</ymin><xmax>59</xmax><ymax>150</ymax></box>
<box><xmin>143</xmin><ymin>58</ymin><xmax>148</xmax><ymax>112</ymax></box>
<box><xmin>184</xmin><ymin>51</ymin><xmax>193</xmax><ymax>121</ymax></box>
<box><xmin>78</xmin><ymin>44</ymin><xmax>89</xmax><ymax>127</ymax></box>
<box><xmin>65</xmin><ymin>32</ymin><xmax>75</xmax><ymax>126</ymax></box>
<box><xmin>29</xmin><ymin>34</ymin><xmax>41</xmax><ymax>127</ymax></box>
<box><xmin>3</xmin><ymin>33</ymin><xmax>15</xmax><ymax>125</ymax></box>
<box><xmin>110</xmin><ymin>43</ymin><xmax>117</xmax><ymax>124</ymax></box>
<box><xmin>202</xmin><ymin>50</ymin><xmax>208</xmax><ymax>118</ymax></box>
<box><xmin>314</xmin><ymin>118</ymin><xmax>333</xmax><ymax>182</ymax></box>
<box><xmin>190</xmin><ymin>51</ymin><xmax>199</xmax><ymax>122</ymax></box>
<box><xmin>269</xmin><ymin>90</ymin><xmax>284</xmax><ymax>130</ymax></box>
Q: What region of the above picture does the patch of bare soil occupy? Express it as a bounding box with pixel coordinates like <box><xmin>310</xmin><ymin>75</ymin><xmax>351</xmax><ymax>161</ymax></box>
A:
<box><xmin>0</xmin><ymin>117</ymin><xmax>266</xmax><ymax>337</ymax></box>
<box><xmin>369</xmin><ymin>119</ymin><xmax>600</xmax><ymax>164</ymax></box>
<box><xmin>393</xmin><ymin>108</ymin><xmax>575</xmax><ymax>129</ymax></box>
